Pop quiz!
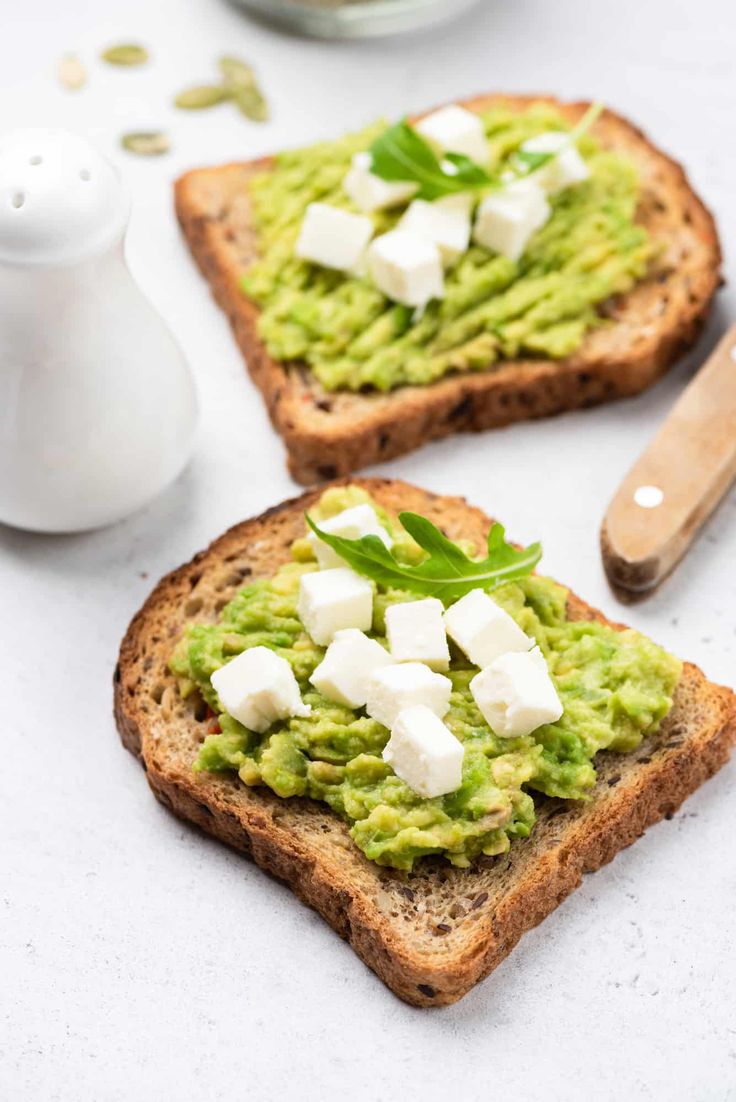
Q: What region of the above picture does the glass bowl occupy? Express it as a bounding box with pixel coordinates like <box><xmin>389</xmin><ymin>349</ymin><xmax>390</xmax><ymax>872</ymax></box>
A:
<box><xmin>230</xmin><ymin>0</ymin><xmax>482</xmax><ymax>38</ymax></box>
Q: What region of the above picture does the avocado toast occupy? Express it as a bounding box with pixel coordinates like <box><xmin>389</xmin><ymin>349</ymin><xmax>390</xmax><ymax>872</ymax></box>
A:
<box><xmin>175</xmin><ymin>95</ymin><xmax>721</xmax><ymax>483</ymax></box>
<box><xmin>115</xmin><ymin>479</ymin><xmax>736</xmax><ymax>1006</ymax></box>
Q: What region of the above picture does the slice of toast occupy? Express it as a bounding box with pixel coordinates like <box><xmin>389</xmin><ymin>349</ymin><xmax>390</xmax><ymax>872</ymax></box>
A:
<box><xmin>115</xmin><ymin>478</ymin><xmax>736</xmax><ymax>1006</ymax></box>
<box><xmin>174</xmin><ymin>95</ymin><xmax>721</xmax><ymax>484</ymax></box>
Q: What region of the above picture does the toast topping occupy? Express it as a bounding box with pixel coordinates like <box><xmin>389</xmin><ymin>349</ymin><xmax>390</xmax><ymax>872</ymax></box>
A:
<box><xmin>295</xmin><ymin>202</ymin><xmax>374</xmax><ymax>274</ymax></box>
<box><xmin>210</xmin><ymin>646</ymin><xmax>310</xmax><ymax>734</ymax></box>
<box><xmin>306</xmin><ymin>502</ymin><xmax>391</xmax><ymax>568</ymax></box>
<box><xmin>172</xmin><ymin>487</ymin><xmax>681</xmax><ymax>870</ymax></box>
<box><xmin>310</xmin><ymin>629</ymin><xmax>392</xmax><ymax>709</ymax></box>
<box><xmin>385</xmin><ymin>597</ymin><xmax>450</xmax><ymax>672</ymax></box>
<box><xmin>472</xmin><ymin>178</ymin><xmax>550</xmax><ymax>263</ymax></box>
<box><xmin>242</xmin><ymin>103</ymin><xmax>651</xmax><ymax>391</ymax></box>
<box><xmin>398</xmin><ymin>197</ymin><xmax>472</xmax><ymax>268</ymax></box>
<box><xmin>366</xmin><ymin>228</ymin><xmax>445</xmax><ymax>309</ymax></box>
<box><xmin>297</xmin><ymin>567</ymin><xmax>373</xmax><ymax>646</ymax></box>
<box><xmin>444</xmin><ymin>588</ymin><xmax>533</xmax><ymax>667</ymax></box>
<box><xmin>415</xmin><ymin>105</ymin><xmax>491</xmax><ymax>167</ymax></box>
<box><xmin>382</xmin><ymin>705</ymin><xmax>464</xmax><ymax>800</ymax></box>
<box><xmin>344</xmin><ymin>151</ymin><xmax>417</xmax><ymax>213</ymax></box>
<box><xmin>365</xmin><ymin>662</ymin><xmax>452</xmax><ymax>729</ymax></box>
<box><xmin>470</xmin><ymin>646</ymin><xmax>563</xmax><ymax>739</ymax></box>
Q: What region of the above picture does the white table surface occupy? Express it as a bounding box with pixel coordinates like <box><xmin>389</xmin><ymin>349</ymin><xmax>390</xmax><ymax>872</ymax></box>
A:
<box><xmin>2</xmin><ymin>1</ymin><xmax>735</xmax><ymax>1098</ymax></box>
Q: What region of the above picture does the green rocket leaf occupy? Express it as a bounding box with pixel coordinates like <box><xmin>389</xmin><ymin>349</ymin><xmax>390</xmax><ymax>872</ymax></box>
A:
<box><xmin>306</xmin><ymin>511</ymin><xmax>541</xmax><ymax>603</ymax></box>
<box><xmin>368</xmin><ymin>119</ymin><xmax>492</xmax><ymax>200</ymax></box>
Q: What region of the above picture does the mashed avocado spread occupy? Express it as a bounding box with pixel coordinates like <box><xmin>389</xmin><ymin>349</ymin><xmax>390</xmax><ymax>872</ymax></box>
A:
<box><xmin>170</xmin><ymin>487</ymin><xmax>680</xmax><ymax>871</ymax></box>
<box><xmin>241</xmin><ymin>104</ymin><xmax>652</xmax><ymax>392</ymax></box>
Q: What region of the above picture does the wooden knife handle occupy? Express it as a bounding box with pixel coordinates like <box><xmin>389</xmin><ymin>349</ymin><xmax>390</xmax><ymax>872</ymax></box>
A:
<box><xmin>601</xmin><ymin>323</ymin><xmax>736</xmax><ymax>595</ymax></box>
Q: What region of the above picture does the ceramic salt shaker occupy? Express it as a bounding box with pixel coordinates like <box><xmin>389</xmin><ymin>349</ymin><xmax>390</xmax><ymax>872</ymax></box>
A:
<box><xmin>0</xmin><ymin>128</ymin><xmax>198</xmax><ymax>532</ymax></box>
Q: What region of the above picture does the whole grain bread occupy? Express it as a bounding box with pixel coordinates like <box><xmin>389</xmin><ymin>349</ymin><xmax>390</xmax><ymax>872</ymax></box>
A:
<box><xmin>115</xmin><ymin>478</ymin><xmax>736</xmax><ymax>1006</ymax></box>
<box><xmin>174</xmin><ymin>95</ymin><xmax>722</xmax><ymax>484</ymax></box>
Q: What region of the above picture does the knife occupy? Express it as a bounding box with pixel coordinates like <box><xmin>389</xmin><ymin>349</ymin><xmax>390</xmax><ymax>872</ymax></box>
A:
<box><xmin>601</xmin><ymin>323</ymin><xmax>736</xmax><ymax>596</ymax></box>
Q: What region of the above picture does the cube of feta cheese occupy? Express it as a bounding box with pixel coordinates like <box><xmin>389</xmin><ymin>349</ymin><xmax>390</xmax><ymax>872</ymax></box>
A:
<box><xmin>398</xmin><ymin>199</ymin><xmax>471</xmax><ymax>268</ymax></box>
<box><xmin>344</xmin><ymin>151</ymin><xmax>417</xmax><ymax>213</ymax></box>
<box><xmin>295</xmin><ymin>202</ymin><xmax>374</xmax><ymax>273</ymax></box>
<box><xmin>297</xmin><ymin>567</ymin><xmax>373</xmax><ymax>646</ymax></box>
<box><xmin>470</xmin><ymin>646</ymin><xmax>563</xmax><ymax>738</ymax></box>
<box><xmin>444</xmin><ymin>589</ymin><xmax>532</xmax><ymax>668</ymax></box>
<box><xmin>210</xmin><ymin>645</ymin><xmax>310</xmax><ymax>734</ymax></box>
<box><xmin>473</xmin><ymin>178</ymin><xmax>550</xmax><ymax>262</ymax></box>
<box><xmin>385</xmin><ymin>597</ymin><xmax>450</xmax><ymax>671</ymax></box>
<box><xmin>416</xmin><ymin>105</ymin><xmax>490</xmax><ymax>166</ymax></box>
<box><xmin>520</xmin><ymin>131</ymin><xmax>589</xmax><ymax>195</ymax></box>
<box><xmin>383</xmin><ymin>705</ymin><xmax>464</xmax><ymax>798</ymax></box>
<box><xmin>367</xmin><ymin>229</ymin><xmax>444</xmax><ymax>308</ymax></box>
<box><xmin>435</xmin><ymin>192</ymin><xmax>475</xmax><ymax>215</ymax></box>
<box><xmin>366</xmin><ymin>662</ymin><xmax>452</xmax><ymax>729</ymax></box>
<box><xmin>309</xmin><ymin>628</ymin><xmax>392</xmax><ymax>708</ymax></box>
<box><xmin>308</xmin><ymin>503</ymin><xmax>392</xmax><ymax>569</ymax></box>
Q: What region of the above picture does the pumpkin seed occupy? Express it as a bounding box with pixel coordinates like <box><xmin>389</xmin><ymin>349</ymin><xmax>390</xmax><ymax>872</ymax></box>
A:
<box><xmin>218</xmin><ymin>55</ymin><xmax>256</xmax><ymax>92</ymax></box>
<box><xmin>102</xmin><ymin>43</ymin><xmax>149</xmax><ymax>67</ymax></box>
<box><xmin>219</xmin><ymin>55</ymin><xmax>270</xmax><ymax>122</ymax></box>
<box><xmin>121</xmin><ymin>131</ymin><xmax>169</xmax><ymax>156</ymax></box>
<box><xmin>233</xmin><ymin>86</ymin><xmax>269</xmax><ymax>123</ymax></box>
<box><xmin>174</xmin><ymin>85</ymin><xmax>227</xmax><ymax>110</ymax></box>
<box><xmin>57</xmin><ymin>53</ymin><xmax>87</xmax><ymax>91</ymax></box>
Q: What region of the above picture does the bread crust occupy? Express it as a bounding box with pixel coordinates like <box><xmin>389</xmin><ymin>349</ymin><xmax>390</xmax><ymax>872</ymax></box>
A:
<box><xmin>174</xmin><ymin>95</ymin><xmax>722</xmax><ymax>483</ymax></box>
<box><xmin>114</xmin><ymin>478</ymin><xmax>736</xmax><ymax>1006</ymax></box>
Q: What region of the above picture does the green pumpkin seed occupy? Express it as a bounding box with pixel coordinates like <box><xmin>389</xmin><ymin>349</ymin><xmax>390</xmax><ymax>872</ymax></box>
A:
<box><xmin>218</xmin><ymin>55</ymin><xmax>270</xmax><ymax>121</ymax></box>
<box><xmin>174</xmin><ymin>85</ymin><xmax>227</xmax><ymax>110</ymax></box>
<box><xmin>57</xmin><ymin>53</ymin><xmax>87</xmax><ymax>91</ymax></box>
<box><xmin>102</xmin><ymin>43</ymin><xmax>149</xmax><ymax>67</ymax></box>
<box><xmin>233</xmin><ymin>86</ymin><xmax>269</xmax><ymax>123</ymax></box>
<box><xmin>121</xmin><ymin>131</ymin><xmax>170</xmax><ymax>156</ymax></box>
<box><xmin>218</xmin><ymin>55</ymin><xmax>256</xmax><ymax>92</ymax></box>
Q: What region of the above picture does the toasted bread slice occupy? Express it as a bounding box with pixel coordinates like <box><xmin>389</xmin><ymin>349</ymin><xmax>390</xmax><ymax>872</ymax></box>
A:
<box><xmin>115</xmin><ymin>478</ymin><xmax>735</xmax><ymax>1006</ymax></box>
<box><xmin>174</xmin><ymin>95</ymin><xmax>721</xmax><ymax>484</ymax></box>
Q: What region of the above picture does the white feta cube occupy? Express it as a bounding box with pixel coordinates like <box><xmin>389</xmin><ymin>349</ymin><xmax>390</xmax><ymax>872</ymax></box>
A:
<box><xmin>444</xmin><ymin>589</ymin><xmax>532</xmax><ymax>668</ymax></box>
<box><xmin>295</xmin><ymin>202</ymin><xmax>374</xmax><ymax>272</ymax></box>
<box><xmin>309</xmin><ymin>629</ymin><xmax>392</xmax><ymax>708</ymax></box>
<box><xmin>383</xmin><ymin>705</ymin><xmax>464</xmax><ymax>798</ymax></box>
<box><xmin>297</xmin><ymin>567</ymin><xmax>373</xmax><ymax>646</ymax></box>
<box><xmin>366</xmin><ymin>662</ymin><xmax>452</xmax><ymax>729</ymax></box>
<box><xmin>470</xmin><ymin>646</ymin><xmax>563</xmax><ymax>738</ymax></box>
<box><xmin>435</xmin><ymin>192</ymin><xmax>475</xmax><ymax>215</ymax></box>
<box><xmin>210</xmin><ymin>645</ymin><xmax>310</xmax><ymax>734</ymax></box>
<box><xmin>472</xmin><ymin>178</ymin><xmax>550</xmax><ymax>262</ymax></box>
<box><xmin>521</xmin><ymin>131</ymin><xmax>589</xmax><ymax>195</ymax></box>
<box><xmin>308</xmin><ymin>503</ymin><xmax>391</xmax><ymax>569</ymax></box>
<box><xmin>367</xmin><ymin>229</ymin><xmax>444</xmax><ymax>308</ymax></box>
<box><xmin>385</xmin><ymin>597</ymin><xmax>450</xmax><ymax>671</ymax></box>
<box><xmin>344</xmin><ymin>151</ymin><xmax>417</xmax><ymax>213</ymax></box>
<box><xmin>416</xmin><ymin>105</ymin><xmax>490</xmax><ymax>166</ymax></box>
<box><xmin>398</xmin><ymin>199</ymin><xmax>471</xmax><ymax>268</ymax></box>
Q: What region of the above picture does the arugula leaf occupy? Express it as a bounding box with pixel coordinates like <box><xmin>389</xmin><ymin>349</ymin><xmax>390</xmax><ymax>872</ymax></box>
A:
<box><xmin>369</xmin><ymin>101</ymin><xmax>605</xmax><ymax>201</ymax></box>
<box><xmin>306</xmin><ymin>511</ymin><xmax>541</xmax><ymax>603</ymax></box>
<box><xmin>442</xmin><ymin>151</ymin><xmax>493</xmax><ymax>188</ymax></box>
<box><xmin>512</xmin><ymin>100</ymin><xmax>605</xmax><ymax>182</ymax></box>
<box><xmin>369</xmin><ymin>119</ymin><xmax>491</xmax><ymax>201</ymax></box>
<box><xmin>514</xmin><ymin>149</ymin><xmax>554</xmax><ymax>174</ymax></box>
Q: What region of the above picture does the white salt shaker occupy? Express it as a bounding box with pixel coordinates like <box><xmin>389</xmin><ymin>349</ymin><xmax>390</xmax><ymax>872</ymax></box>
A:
<box><xmin>0</xmin><ymin>128</ymin><xmax>198</xmax><ymax>532</ymax></box>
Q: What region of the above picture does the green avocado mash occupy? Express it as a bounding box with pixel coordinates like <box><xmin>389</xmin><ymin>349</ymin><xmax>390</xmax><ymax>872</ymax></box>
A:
<box><xmin>241</xmin><ymin>104</ymin><xmax>652</xmax><ymax>392</ymax></box>
<box><xmin>170</xmin><ymin>487</ymin><xmax>681</xmax><ymax>872</ymax></box>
